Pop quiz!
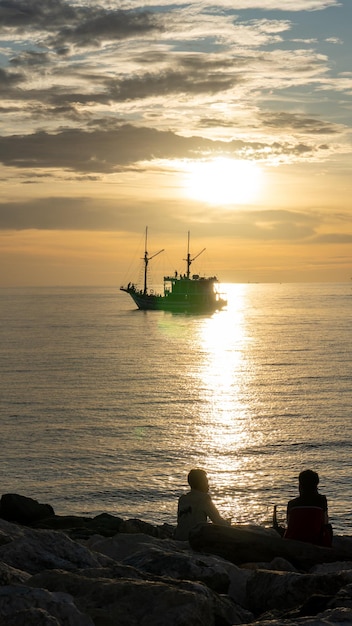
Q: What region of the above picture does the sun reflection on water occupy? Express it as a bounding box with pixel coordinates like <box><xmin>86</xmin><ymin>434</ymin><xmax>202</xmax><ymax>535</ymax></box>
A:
<box><xmin>190</xmin><ymin>285</ymin><xmax>267</xmax><ymax>524</ymax></box>
<box><xmin>196</xmin><ymin>284</ymin><xmax>251</xmax><ymax>434</ymax></box>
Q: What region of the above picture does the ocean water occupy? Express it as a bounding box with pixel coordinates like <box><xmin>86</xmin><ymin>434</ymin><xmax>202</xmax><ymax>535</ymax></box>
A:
<box><xmin>1</xmin><ymin>283</ymin><xmax>351</xmax><ymax>534</ymax></box>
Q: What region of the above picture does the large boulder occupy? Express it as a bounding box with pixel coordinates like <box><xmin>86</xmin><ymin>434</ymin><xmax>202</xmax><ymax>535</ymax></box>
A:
<box><xmin>34</xmin><ymin>512</ymin><xmax>175</xmax><ymax>540</ymax></box>
<box><xmin>32</xmin><ymin>513</ymin><xmax>124</xmax><ymax>539</ymax></box>
<box><xmin>85</xmin><ymin>531</ymin><xmax>251</xmax><ymax>605</ymax></box>
<box><xmin>84</xmin><ymin>532</ymin><xmax>185</xmax><ymax>562</ymax></box>
<box><xmin>0</xmin><ymin>585</ymin><xmax>93</xmax><ymax>626</ymax></box>
<box><xmin>0</xmin><ymin>561</ymin><xmax>30</xmax><ymax>586</ymax></box>
<box><xmin>0</xmin><ymin>494</ymin><xmax>54</xmax><ymax>525</ymax></box>
<box><xmin>189</xmin><ymin>524</ymin><xmax>352</xmax><ymax>570</ymax></box>
<box><xmin>244</xmin><ymin>606</ymin><xmax>352</xmax><ymax>625</ymax></box>
<box><xmin>28</xmin><ymin>569</ymin><xmax>253</xmax><ymax>626</ymax></box>
<box><xmin>0</xmin><ymin>523</ymin><xmax>108</xmax><ymax>575</ymax></box>
<box><xmin>245</xmin><ymin>569</ymin><xmax>352</xmax><ymax>616</ymax></box>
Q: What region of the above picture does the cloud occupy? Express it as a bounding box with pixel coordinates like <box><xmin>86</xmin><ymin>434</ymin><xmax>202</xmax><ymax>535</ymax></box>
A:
<box><xmin>95</xmin><ymin>0</ymin><xmax>341</xmax><ymax>11</ymax></box>
<box><xmin>1</xmin><ymin>0</ymin><xmax>349</xmax><ymax>151</ymax></box>
<box><xmin>259</xmin><ymin>112</ymin><xmax>342</xmax><ymax>135</ymax></box>
<box><xmin>0</xmin><ymin>197</ymin><xmax>129</xmax><ymax>230</ymax></box>
<box><xmin>0</xmin><ymin>196</ymin><xmax>327</xmax><ymax>243</ymax></box>
<box><xmin>0</xmin><ymin>124</ymin><xmax>337</xmax><ymax>174</ymax></box>
<box><xmin>0</xmin><ymin>67</ymin><xmax>24</xmax><ymax>90</ymax></box>
<box><xmin>312</xmin><ymin>233</ymin><xmax>352</xmax><ymax>243</ymax></box>
<box><xmin>1</xmin><ymin>0</ymin><xmax>164</xmax><ymax>48</ymax></box>
<box><xmin>9</xmin><ymin>51</ymin><xmax>52</xmax><ymax>67</ymax></box>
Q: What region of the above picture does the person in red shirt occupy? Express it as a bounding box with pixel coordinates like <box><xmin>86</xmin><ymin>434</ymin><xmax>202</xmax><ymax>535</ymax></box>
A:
<box><xmin>284</xmin><ymin>469</ymin><xmax>332</xmax><ymax>546</ymax></box>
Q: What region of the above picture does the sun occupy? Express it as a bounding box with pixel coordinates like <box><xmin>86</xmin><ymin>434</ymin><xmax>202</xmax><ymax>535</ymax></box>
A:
<box><xmin>183</xmin><ymin>157</ymin><xmax>262</xmax><ymax>205</ymax></box>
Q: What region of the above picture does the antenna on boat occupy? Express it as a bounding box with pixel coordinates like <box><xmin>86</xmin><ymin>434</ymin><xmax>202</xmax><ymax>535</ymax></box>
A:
<box><xmin>143</xmin><ymin>226</ymin><xmax>164</xmax><ymax>295</ymax></box>
<box><xmin>185</xmin><ymin>231</ymin><xmax>206</xmax><ymax>279</ymax></box>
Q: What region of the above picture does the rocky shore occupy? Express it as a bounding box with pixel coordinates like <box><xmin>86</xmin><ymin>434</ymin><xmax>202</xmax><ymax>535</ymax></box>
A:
<box><xmin>1</xmin><ymin>493</ymin><xmax>352</xmax><ymax>625</ymax></box>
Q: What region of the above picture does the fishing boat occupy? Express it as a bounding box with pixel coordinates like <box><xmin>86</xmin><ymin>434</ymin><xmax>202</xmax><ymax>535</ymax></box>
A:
<box><xmin>120</xmin><ymin>229</ymin><xmax>227</xmax><ymax>313</ymax></box>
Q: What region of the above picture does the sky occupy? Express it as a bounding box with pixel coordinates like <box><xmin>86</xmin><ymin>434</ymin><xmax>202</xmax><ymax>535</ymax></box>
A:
<box><xmin>1</xmin><ymin>0</ymin><xmax>351</xmax><ymax>286</ymax></box>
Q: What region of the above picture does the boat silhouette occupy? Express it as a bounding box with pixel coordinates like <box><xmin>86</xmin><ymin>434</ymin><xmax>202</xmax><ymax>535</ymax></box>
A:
<box><xmin>120</xmin><ymin>228</ymin><xmax>227</xmax><ymax>313</ymax></box>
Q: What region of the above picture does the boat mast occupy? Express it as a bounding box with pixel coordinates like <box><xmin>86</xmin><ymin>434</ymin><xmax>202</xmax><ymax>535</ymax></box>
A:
<box><xmin>143</xmin><ymin>226</ymin><xmax>164</xmax><ymax>295</ymax></box>
<box><xmin>185</xmin><ymin>231</ymin><xmax>205</xmax><ymax>279</ymax></box>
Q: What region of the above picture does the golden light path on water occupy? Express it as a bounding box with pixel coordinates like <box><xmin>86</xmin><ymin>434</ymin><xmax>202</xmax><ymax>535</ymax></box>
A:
<box><xmin>187</xmin><ymin>285</ymin><xmax>269</xmax><ymax>525</ymax></box>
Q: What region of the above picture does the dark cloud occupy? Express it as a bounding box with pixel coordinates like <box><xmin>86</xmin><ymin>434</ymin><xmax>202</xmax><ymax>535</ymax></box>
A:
<box><xmin>0</xmin><ymin>0</ymin><xmax>77</xmax><ymax>29</ymax></box>
<box><xmin>1</xmin><ymin>0</ymin><xmax>163</xmax><ymax>48</ymax></box>
<box><xmin>53</xmin><ymin>11</ymin><xmax>164</xmax><ymax>48</ymax></box>
<box><xmin>103</xmin><ymin>70</ymin><xmax>239</xmax><ymax>101</ymax></box>
<box><xmin>0</xmin><ymin>124</ymin><xmax>324</xmax><ymax>173</ymax></box>
<box><xmin>0</xmin><ymin>126</ymin><xmax>200</xmax><ymax>172</ymax></box>
<box><xmin>193</xmin><ymin>208</ymin><xmax>320</xmax><ymax>241</ymax></box>
<box><xmin>0</xmin><ymin>67</ymin><xmax>25</xmax><ymax>90</ymax></box>
<box><xmin>10</xmin><ymin>51</ymin><xmax>52</xmax><ymax>67</ymax></box>
<box><xmin>260</xmin><ymin>111</ymin><xmax>341</xmax><ymax>135</ymax></box>
<box><xmin>1</xmin><ymin>51</ymin><xmax>245</xmax><ymax>108</ymax></box>
<box><xmin>0</xmin><ymin>195</ymin><xmax>323</xmax><ymax>242</ymax></box>
<box><xmin>0</xmin><ymin>197</ymin><xmax>127</xmax><ymax>230</ymax></box>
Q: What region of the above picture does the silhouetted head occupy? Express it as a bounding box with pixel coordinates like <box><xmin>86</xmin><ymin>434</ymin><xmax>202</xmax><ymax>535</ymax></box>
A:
<box><xmin>187</xmin><ymin>469</ymin><xmax>209</xmax><ymax>493</ymax></box>
<box><xmin>299</xmin><ymin>469</ymin><xmax>319</xmax><ymax>495</ymax></box>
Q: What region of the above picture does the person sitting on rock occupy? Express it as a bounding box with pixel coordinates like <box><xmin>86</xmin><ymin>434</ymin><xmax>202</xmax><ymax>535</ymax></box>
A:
<box><xmin>284</xmin><ymin>469</ymin><xmax>332</xmax><ymax>546</ymax></box>
<box><xmin>174</xmin><ymin>469</ymin><xmax>230</xmax><ymax>541</ymax></box>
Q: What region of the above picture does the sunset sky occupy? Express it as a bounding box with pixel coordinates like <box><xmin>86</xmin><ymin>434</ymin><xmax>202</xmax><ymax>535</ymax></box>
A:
<box><xmin>1</xmin><ymin>0</ymin><xmax>351</xmax><ymax>286</ymax></box>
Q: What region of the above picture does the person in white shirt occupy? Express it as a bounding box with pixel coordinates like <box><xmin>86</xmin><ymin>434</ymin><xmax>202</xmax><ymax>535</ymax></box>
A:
<box><xmin>175</xmin><ymin>468</ymin><xmax>230</xmax><ymax>541</ymax></box>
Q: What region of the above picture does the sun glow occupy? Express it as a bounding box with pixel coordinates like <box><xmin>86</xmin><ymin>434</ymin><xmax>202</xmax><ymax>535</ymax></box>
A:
<box><xmin>184</xmin><ymin>157</ymin><xmax>262</xmax><ymax>205</ymax></box>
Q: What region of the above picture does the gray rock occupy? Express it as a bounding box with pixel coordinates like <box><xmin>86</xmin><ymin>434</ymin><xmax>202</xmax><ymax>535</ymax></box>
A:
<box><xmin>0</xmin><ymin>518</ymin><xmax>26</xmax><ymax>540</ymax></box>
<box><xmin>310</xmin><ymin>561</ymin><xmax>352</xmax><ymax>575</ymax></box>
<box><xmin>0</xmin><ymin>494</ymin><xmax>54</xmax><ymax>525</ymax></box>
<box><xmin>118</xmin><ymin>517</ymin><xmax>175</xmax><ymax>538</ymax></box>
<box><xmin>245</xmin><ymin>569</ymin><xmax>352</xmax><ymax>615</ymax></box>
<box><xmin>0</xmin><ymin>561</ymin><xmax>30</xmax><ymax>585</ymax></box>
<box><xmin>84</xmin><ymin>532</ymin><xmax>186</xmax><ymax>562</ymax></box>
<box><xmin>29</xmin><ymin>569</ymin><xmax>253</xmax><ymax>625</ymax></box>
<box><xmin>3</xmin><ymin>500</ymin><xmax>352</xmax><ymax>626</ymax></box>
<box><xmin>0</xmin><ymin>585</ymin><xmax>93</xmax><ymax>625</ymax></box>
<box><xmin>243</xmin><ymin>606</ymin><xmax>352</xmax><ymax>625</ymax></box>
<box><xmin>189</xmin><ymin>524</ymin><xmax>352</xmax><ymax>570</ymax></box>
<box><xmin>0</xmin><ymin>607</ymin><xmax>61</xmax><ymax>626</ymax></box>
<box><xmin>85</xmin><ymin>531</ymin><xmax>252</xmax><ymax>605</ymax></box>
<box><xmin>123</xmin><ymin>545</ymin><xmax>231</xmax><ymax>592</ymax></box>
<box><xmin>328</xmin><ymin>582</ymin><xmax>352</xmax><ymax>609</ymax></box>
<box><xmin>0</xmin><ymin>525</ymin><xmax>106</xmax><ymax>574</ymax></box>
<box><xmin>241</xmin><ymin>557</ymin><xmax>299</xmax><ymax>573</ymax></box>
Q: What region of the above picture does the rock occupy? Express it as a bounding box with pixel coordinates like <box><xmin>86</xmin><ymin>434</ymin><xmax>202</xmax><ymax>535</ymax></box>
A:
<box><xmin>85</xmin><ymin>531</ymin><xmax>252</xmax><ymax>607</ymax></box>
<box><xmin>0</xmin><ymin>607</ymin><xmax>62</xmax><ymax>626</ymax></box>
<box><xmin>33</xmin><ymin>513</ymin><xmax>124</xmax><ymax>539</ymax></box>
<box><xmin>0</xmin><ymin>523</ymin><xmax>108</xmax><ymax>574</ymax></box>
<box><xmin>0</xmin><ymin>518</ymin><xmax>25</xmax><ymax>541</ymax></box>
<box><xmin>328</xmin><ymin>582</ymin><xmax>352</xmax><ymax>609</ymax></box>
<box><xmin>310</xmin><ymin>561</ymin><xmax>352</xmax><ymax>574</ymax></box>
<box><xmin>0</xmin><ymin>561</ymin><xmax>30</xmax><ymax>585</ymax></box>
<box><xmin>118</xmin><ymin>517</ymin><xmax>175</xmax><ymax>539</ymax></box>
<box><xmin>243</xmin><ymin>606</ymin><xmax>352</xmax><ymax>625</ymax></box>
<box><xmin>245</xmin><ymin>569</ymin><xmax>352</xmax><ymax>616</ymax></box>
<box><xmin>241</xmin><ymin>558</ymin><xmax>299</xmax><ymax>573</ymax></box>
<box><xmin>297</xmin><ymin>593</ymin><xmax>334</xmax><ymax>616</ymax></box>
<box><xmin>0</xmin><ymin>585</ymin><xmax>94</xmax><ymax>626</ymax></box>
<box><xmin>0</xmin><ymin>494</ymin><xmax>54</xmax><ymax>525</ymax></box>
<box><xmin>3</xmin><ymin>494</ymin><xmax>352</xmax><ymax>626</ymax></box>
<box><xmin>34</xmin><ymin>512</ymin><xmax>175</xmax><ymax>540</ymax></box>
<box><xmin>332</xmin><ymin>535</ymin><xmax>352</xmax><ymax>552</ymax></box>
<box><xmin>123</xmin><ymin>545</ymin><xmax>231</xmax><ymax>593</ymax></box>
<box><xmin>28</xmin><ymin>569</ymin><xmax>253</xmax><ymax>626</ymax></box>
<box><xmin>84</xmin><ymin>532</ymin><xmax>185</xmax><ymax>562</ymax></box>
<box><xmin>189</xmin><ymin>524</ymin><xmax>352</xmax><ymax>570</ymax></box>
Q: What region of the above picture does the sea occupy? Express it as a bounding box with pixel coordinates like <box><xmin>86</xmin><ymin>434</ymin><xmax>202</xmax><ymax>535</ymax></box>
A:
<box><xmin>1</xmin><ymin>283</ymin><xmax>351</xmax><ymax>534</ymax></box>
